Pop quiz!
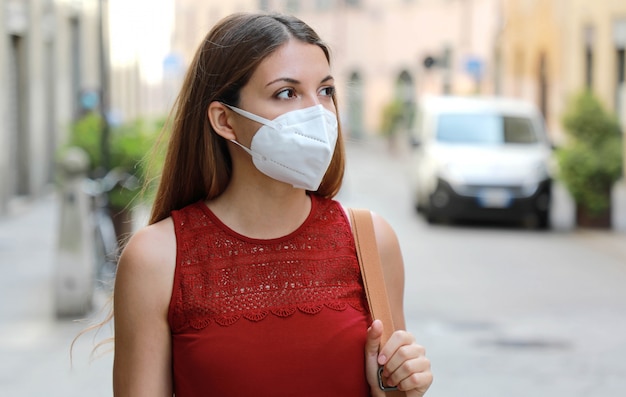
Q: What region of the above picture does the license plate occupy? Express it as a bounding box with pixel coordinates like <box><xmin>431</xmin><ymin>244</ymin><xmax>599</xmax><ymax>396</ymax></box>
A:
<box><xmin>477</xmin><ymin>188</ymin><xmax>512</xmax><ymax>208</ymax></box>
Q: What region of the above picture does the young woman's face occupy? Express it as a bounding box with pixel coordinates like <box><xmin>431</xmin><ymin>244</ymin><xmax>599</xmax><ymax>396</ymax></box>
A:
<box><xmin>237</xmin><ymin>38</ymin><xmax>336</xmax><ymax>122</ymax></box>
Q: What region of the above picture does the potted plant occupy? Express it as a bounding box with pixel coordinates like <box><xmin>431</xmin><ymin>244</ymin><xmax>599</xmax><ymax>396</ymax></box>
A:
<box><xmin>557</xmin><ymin>91</ymin><xmax>623</xmax><ymax>227</ymax></box>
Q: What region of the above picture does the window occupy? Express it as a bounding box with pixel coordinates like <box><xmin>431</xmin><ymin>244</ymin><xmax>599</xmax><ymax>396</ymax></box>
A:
<box><xmin>285</xmin><ymin>0</ymin><xmax>300</xmax><ymax>13</ymax></box>
<box><xmin>70</xmin><ymin>17</ymin><xmax>82</xmax><ymax>119</ymax></box>
<box><xmin>346</xmin><ymin>71</ymin><xmax>365</xmax><ymax>139</ymax></box>
<box><xmin>503</xmin><ymin>117</ymin><xmax>537</xmax><ymax>144</ymax></box>
<box><xmin>315</xmin><ymin>0</ymin><xmax>332</xmax><ymax>11</ymax></box>
<box><xmin>436</xmin><ymin>114</ymin><xmax>538</xmax><ymax>145</ymax></box>
<box><xmin>584</xmin><ymin>26</ymin><xmax>594</xmax><ymax>89</ymax></box>
<box><xmin>617</xmin><ymin>47</ymin><xmax>625</xmax><ymax>120</ymax></box>
<box><xmin>259</xmin><ymin>0</ymin><xmax>270</xmax><ymax>11</ymax></box>
<box><xmin>538</xmin><ymin>53</ymin><xmax>548</xmax><ymax>122</ymax></box>
<box><xmin>614</xmin><ymin>19</ymin><xmax>626</xmax><ymax>117</ymax></box>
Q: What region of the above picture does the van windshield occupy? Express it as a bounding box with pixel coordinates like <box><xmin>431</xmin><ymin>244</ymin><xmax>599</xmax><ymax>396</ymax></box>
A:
<box><xmin>435</xmin><ymin>113</ymin><xmax>539</xmax><ymax>144</ymax></box>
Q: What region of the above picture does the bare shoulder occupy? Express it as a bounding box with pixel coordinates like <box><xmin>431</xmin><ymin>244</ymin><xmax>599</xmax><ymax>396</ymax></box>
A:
<box><xmin>115</xmin><ymin>217</ymin><xmax>176</xmax><ymax>309</ymax></box>
<box><xmin>120</xmin><ymin>218</ymin><xmax>176</xmax><ymax>271</ymax></box>
<box><xmin>370</xmin><ymin>212</ymin><xmax>402</xmax><ymax>269</ymax></box>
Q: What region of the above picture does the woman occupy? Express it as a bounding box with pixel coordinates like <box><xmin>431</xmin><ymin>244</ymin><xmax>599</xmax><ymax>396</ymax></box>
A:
<box><xmin>113</xmin><ymin>12</ymin><xmax>432</xmax><ymax>397</ymax></box>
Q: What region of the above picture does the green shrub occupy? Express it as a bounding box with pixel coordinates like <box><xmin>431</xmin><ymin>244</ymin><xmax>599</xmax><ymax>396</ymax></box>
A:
<box><xmin>557</xmin><ymin>91</ymin><xmax>623</xmax><ymax>216</ymax></box>
<box><xmin>64</xmin><ymin>112</ymin><xmax>164</xmax><ymax>209</ymax></box>
<box><xmin>66</xmin><ymin>113</ymin><xmax>104</xmax><ymax>171</ymax></box>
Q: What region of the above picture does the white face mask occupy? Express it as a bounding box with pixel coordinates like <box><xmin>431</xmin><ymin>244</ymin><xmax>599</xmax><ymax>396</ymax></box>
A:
<box><xmin>224</xmin><ymin>104</ymin><xmax>338</xmax><ymax>191</ymax></box>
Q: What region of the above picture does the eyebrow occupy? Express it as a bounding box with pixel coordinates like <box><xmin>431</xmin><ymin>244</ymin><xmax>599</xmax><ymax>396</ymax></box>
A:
<box><xmin>265</xmin><ymin>75</ymin><xmax>334</xmax><ymax>87</ymax></box>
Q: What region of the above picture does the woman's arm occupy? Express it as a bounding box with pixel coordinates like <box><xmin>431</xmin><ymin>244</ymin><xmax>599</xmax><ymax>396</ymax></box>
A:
<box><xmin>113</xmin><ymin>219</ymin><xmax>176</xmax><ymax>397</ymax></box>
<box><xmin>365</xmin><ymin>212</ymin><xmax>433</xmax><ymax>396</ymax></box>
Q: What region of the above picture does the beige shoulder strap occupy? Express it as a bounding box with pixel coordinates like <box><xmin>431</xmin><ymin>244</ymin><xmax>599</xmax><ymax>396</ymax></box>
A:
<box><xmin>349</xmin><ymin>208</ymin><xmax>408</xmax><ymax>395</ymax></box>
<box><xmin>348</xmin><ymin>208</ymin><xmax>396</xmax><ymax>345</ymax></box>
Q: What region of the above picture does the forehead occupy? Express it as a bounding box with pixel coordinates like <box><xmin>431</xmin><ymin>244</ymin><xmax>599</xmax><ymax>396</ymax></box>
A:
<box><xmin>250</xmin><ymin>39</ymin><xmax>330</xmax><ymax>84</ymax></box>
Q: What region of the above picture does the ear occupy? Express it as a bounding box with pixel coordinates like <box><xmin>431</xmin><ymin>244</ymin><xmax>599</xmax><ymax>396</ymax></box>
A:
<box><xmin>208</xmin><ymin>101</ymin><xmax>237</xmax><ymax>140</ymax></box>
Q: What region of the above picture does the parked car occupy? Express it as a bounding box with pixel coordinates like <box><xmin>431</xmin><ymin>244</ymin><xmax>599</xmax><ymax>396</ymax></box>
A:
<box><xmin>410</xmin><ymin>95</ymin><xmax>554</xmax><ymax>228</ymax></box>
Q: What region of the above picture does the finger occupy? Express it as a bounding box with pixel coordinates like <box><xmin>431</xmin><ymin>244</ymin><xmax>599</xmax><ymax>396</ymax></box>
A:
<box><xmin>365</xmin><ymin>319</ymin><xmax>383</xmax><ymax>359</ymax></box>
<box><xmin>384</xmin><ymin>342</ymin><xmax>425</xmax><ymax>375</ymax></box>
<box><xmin>379</xmin><ymin>330</ymin><xmax>416</xmax><ymax>370</ymax></box>
<box><xmin>381</xmin><ymin>344</ymin><xmax>423</xmax><ymax>386</ymax></box>
<box><xmin>387</xmin><ymin>354</ymin><xmax>431</xmax><ymax>391</ymax></box>
<box><xmin>397</xmin><ymin>367</ymin><xmax>434</xmax><ymax>396</ymax></box>
<box><xmin>364</xmin><ymin>320</ymin><xmax>385</xmax><ymax>396</ymax></box>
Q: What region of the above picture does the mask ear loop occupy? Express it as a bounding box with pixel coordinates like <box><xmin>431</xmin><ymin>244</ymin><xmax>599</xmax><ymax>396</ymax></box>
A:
<box><xmin>229</xmin><ymin>139</ymin><xmax>268</xmax><ymax>162</ymax></box>
<box><xmin>222</xmin><ymin>103</ymin><xmax>282</xmax><ymax>130</ymax></box>
<box><xmin>221</xmin><ymin>104</ymin><xmax>271</xmax><ymax>161</ymax></box>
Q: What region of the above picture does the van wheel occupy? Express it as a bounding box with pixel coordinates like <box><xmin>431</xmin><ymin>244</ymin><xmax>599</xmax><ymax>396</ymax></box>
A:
<box><xmin>536</xmin><ymin>210</ymin><xmax>550</xmax><ymax>230</ymax></box>
<box><xmin>522</xmin><ymin>211</ymin><xmax>549</xmax><ymax>230</ymax></box>
<box><xmin>424</xmin><ymin>208</ymin><xmax>438</xmax><ymax>224</ymax></box>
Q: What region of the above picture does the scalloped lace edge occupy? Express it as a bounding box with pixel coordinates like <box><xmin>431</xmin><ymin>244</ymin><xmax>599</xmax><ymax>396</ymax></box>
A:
<box><xmin>181</xmin><ymin>300</ymin><xmax>366</xmax><ymax>330</ymax></box>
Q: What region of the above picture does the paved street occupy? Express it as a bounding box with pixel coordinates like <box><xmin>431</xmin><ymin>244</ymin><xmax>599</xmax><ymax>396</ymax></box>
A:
<box><xmin>1</xmin><ymin>137</ymin><xmax>626</xmax><ymax>396</ymax></box>
<box><xmin>340</xmin><ymin>138</ymin><xmax>626</xmax><ymax>397</ymax></box>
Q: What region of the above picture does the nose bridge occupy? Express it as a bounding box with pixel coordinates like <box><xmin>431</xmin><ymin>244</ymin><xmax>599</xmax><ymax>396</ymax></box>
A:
<box><xmin>303</xmin><ymin>91</ymin><xmax>320</xmax><ymax>108</ymax></box>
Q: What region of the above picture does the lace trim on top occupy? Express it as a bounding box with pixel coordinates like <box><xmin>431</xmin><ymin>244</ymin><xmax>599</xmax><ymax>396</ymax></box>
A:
<box><xmin>168</xmin><ymin>195</ymin><xmax>367</xmax><ymax>332</ymax></box>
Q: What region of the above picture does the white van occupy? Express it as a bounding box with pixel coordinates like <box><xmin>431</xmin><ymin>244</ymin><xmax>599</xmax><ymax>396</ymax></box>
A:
<box><xmin>410</xmin><ymin>95</ymin><xmax>554</xmax><ymax>228</ymax></box>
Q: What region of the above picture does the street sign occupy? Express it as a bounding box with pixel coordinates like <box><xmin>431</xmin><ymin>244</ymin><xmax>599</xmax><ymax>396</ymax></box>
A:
<box><xmin>464</xmin><ymin>56</ymin><xmax>483</xmax><ymax>80</ymax></box>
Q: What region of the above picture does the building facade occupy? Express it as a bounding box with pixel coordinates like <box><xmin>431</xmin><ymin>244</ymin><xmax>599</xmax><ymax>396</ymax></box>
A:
<box><xmin>5</xmin><ymin>0</ymin><xmax>623</xmax><ymax>212</ymax></box>
<box><xmin>169</xmin><ymin>0</ymin><xmax>504</xmax><ymax>139</ymax></box>
<box><xmin>169</xmin><ymin>0</ymin><xmax>626</xmax><ymax>143</ymax></box>
<box><xmin>499</xmin><ymin>0</ymin><xmax>626</xmax><ymax>142</ymax></box>
<box><xmin>0</xmin><ymin>0</ymin><xmax>104</xmax><ymax>214</ymax></box>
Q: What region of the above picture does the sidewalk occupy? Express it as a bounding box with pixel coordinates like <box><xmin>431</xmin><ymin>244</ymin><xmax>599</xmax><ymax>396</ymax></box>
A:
<box><xmin>0</xmin><ymin>192</ymin><xmax>113</xmax><ymax>397</ymax></box>
<box><xmin>573</xmin><ymin>228</ymin><xmax>626</xmax><ymax>264</ymax></box>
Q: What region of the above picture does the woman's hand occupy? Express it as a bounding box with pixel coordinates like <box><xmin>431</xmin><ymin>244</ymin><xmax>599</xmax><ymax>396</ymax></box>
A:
<box><xmin>365</xmin><ymin>320</ymin><xmax>433</xmax><ymax>396</ymax></box>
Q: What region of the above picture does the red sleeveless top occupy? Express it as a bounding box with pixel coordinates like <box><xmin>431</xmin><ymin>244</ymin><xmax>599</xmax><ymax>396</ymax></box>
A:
<box><xmin>169</xmin><ymin>195</ymin><xmax>371</xmax><ymax>397</ymax></box>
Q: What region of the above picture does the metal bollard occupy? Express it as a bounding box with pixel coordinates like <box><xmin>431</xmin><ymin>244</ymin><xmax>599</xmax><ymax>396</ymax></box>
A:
<box><xmin>54</xmin><ymin>147</ymin><xmax>96</xmax><ymax>318</ymax></box>
<box><xmin>612</xmin><ymin>179</ymin><xmax>626</xmax><ymax>232</ymax></box>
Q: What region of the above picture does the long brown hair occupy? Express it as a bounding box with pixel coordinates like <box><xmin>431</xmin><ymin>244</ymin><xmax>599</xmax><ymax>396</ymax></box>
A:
<box><xmin>149</xmin><ymin>12</ymin><xmax>345</xmax><ymax>224</ymax></box>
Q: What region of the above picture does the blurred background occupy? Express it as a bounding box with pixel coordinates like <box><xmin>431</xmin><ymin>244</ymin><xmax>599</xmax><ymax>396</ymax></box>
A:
<box><xmin>1</xmin><ymin>0</ymin><xmax>626</xmax><ymax>396</ymax></box>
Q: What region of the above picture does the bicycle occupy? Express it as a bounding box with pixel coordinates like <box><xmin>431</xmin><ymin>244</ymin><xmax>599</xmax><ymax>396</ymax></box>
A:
<box><xmin>82</xmin><ymin>168</ymin><xmax>139</xmax><ymax>290</ymax></box>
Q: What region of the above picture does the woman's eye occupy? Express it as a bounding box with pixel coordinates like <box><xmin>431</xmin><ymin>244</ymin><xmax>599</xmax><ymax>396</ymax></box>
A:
<box><xmin>276</xmin><ymin>88</ymin><xmax>297</xmax><ymax>99</ymax></box>
<box><xmin>319</xmin><ymin>86</ymin><xmax>335</xmax><ymax>97</ymax></box>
